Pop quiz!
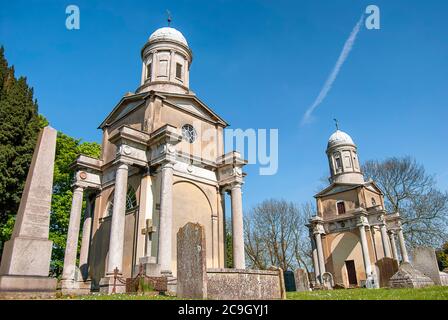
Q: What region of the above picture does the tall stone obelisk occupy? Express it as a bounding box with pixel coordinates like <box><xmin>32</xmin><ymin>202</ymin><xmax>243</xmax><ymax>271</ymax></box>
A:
<box><xmin>0</xmin><ymin>126</ymin><xmax>58</xmax><ymax>292</ymax></box>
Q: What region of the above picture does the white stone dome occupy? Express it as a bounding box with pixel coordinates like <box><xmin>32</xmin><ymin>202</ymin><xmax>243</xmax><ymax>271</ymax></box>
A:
<box><xmin>149</xmin><ymin>27</ymin><xmax>188</xmax><ymax>47</ymax></box>
<box><xmin>327</xmin><ymin>130</ymin><xmax>355</xmax><ymax>149</ymax></box>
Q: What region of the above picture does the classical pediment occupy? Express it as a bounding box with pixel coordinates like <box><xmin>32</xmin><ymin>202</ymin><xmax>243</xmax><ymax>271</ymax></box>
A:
<box><xmin>98</xmin><ymin>92</ymin><xmax>147</xmax><ymax>129</ymax></box>
<box><xmin>163</xmin><ymin>93</ymin><xmax>228</xmax><ymax>126</ymax></box>
<box><xmin>315</xmin><ymin>180</ymin><xmax>384</xmax><ymax>198</ymax></box>
<box><xmin>99</xmin><ymin>91</ymin><xmax>227</xmax><ymax>129</ymax></box>
<box><xmin>315</xmin><ymin>183</ymin><xmax>362</xmax><ymax>198</ymax></box>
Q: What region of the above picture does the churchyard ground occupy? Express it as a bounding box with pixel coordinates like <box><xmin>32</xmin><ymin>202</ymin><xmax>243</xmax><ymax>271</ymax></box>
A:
<box><xmin>287</xmin><ymin>286</ymin><xmax>448</xmax><ymax>300</ymax></box>
<box><xmin>54</xmin><ymin>286</ymin><xmax>448</xmax><ymax>300</ymax></box>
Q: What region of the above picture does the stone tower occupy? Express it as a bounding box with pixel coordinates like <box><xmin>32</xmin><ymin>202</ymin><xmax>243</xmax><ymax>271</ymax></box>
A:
<box><xmin>326</xmin><ymin>129</ymin><xmax>364</xmax><ymax>184</ymax></box>
<box><xmin>137</xmin><ymin>27</ymin><xmax>193</xmax><ymax>94</ymax></box>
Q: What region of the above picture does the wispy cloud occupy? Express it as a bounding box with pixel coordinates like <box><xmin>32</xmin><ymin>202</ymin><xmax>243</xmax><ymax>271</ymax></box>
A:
<box><xmin>301</xmin><ymin>14</ymin><xmax>365</xmax><ymax>125</ymax></box>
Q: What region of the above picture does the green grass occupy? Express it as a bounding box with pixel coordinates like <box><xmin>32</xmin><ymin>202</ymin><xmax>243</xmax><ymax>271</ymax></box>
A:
<box><xmin>62</xmin><ymin>293</ymin><xmax>180</xmax><ymax>300</ymax></box>
<box><xmin>57</xmin><ymin>286</ymin><xmax>448</xmax><ymax>300</ymax></box>
<box><xmin>287</xmin><ymin>286</ymin><xmax>448</xmax><ymax>300</ymax></box>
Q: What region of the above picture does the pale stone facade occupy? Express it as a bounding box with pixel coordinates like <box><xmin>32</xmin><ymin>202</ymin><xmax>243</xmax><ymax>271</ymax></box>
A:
<box><xmin>61</xmin><ymin>26</ymin><xmax>247</xmax><ymax>293</ymax></box>
<box><xmin>308</xmin><ymin>129</ymin><xmax>409</xmax><ymax>288</ymax></box>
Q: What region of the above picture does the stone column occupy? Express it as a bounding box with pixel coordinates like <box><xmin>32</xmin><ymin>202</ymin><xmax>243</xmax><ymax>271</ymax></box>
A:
<box><xmin>231</xmin><ymin>182</ymin><xmax>245</xmax><ymax>269</ymax></box>
<box><xmin>221</xmin><ymin>189</ymin><xmax>227</xmax><ymax>267</ymax></box>
<box><xmin>61</xmin><ymin>186</ymin><xmax>84</xmax><ymax>282</ymax></box>
<box><xmin>397</xmin><ymin>228</ymin><xmax>409</xmax><ymax>263</ymax></box>
<box><xmin>212</xmin><ymin>215</ymin><xmax>219</xmax><ymax>268</ymax></box>
<box><xmin>157</xmin><ymin>162</ymin><xmax>174</xmax><ymax>274</ymax></box>
<box><xmin>79</xmin><ymin>195</ymin><xmax>93</xmax><ymax>281</ymax></box>
<box><xmin>380</xmin><ymin>224</ymin><xmax>392</xmax><ymax>258</ymax></box>
<box><xmin>310</xmin><ymin>231</ymin><xmax>321</xmax><ymax>284</ymax></box>
<box><xmin>106</xmin><ymin>162</ymin><xmax>129</xmax><ymax>275</ymax></box>
<box><xmin>314</xmin><ymin>232</ymin><xmax>326</xmax><ymax>279</ymax></box>
<box><xmin>389</xmin><ymin>231</ymin><xmax>399</xmax><ymax>261</ymax></box>
<box><xmin>358</xmin><ymin>225</ymin><xmax>372</xmax><ymax>277</ymax></box>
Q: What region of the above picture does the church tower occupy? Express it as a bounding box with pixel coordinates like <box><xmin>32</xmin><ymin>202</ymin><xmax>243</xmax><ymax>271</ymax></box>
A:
<box><xmin>326</xmin><ymin>129</ymin><xmax>364</xmax><ymax>184</ymax></box>
<box><xmin>137</xmin><ymin>27</ymin><xmax>193</xmax><ymax>94</ymax></box>
<box><xmin>61</xmin><ymin>22</ymin><xmax>247</xmax><ymax>294</ymax></box>
<box><xmin>307</xmin><ymin>127</ymin><xmax>409</xmax><ymax>289</ymax></box>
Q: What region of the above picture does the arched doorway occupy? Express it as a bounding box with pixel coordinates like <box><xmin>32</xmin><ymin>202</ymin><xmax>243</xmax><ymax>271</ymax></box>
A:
<box><xmin>171</xmin><ymin>181</ymin><xmax>213</xmax><ymax>275</ymax></box>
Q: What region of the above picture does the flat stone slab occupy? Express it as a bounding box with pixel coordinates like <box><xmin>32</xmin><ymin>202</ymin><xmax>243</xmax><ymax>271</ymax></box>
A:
<box><xmin>0</xmin><ymin>275</ymin><xmax>57</xmax><ymax>292</ymax></box>
<box><xmin>206</xmin><ymin>268</ymin><xmax>285</xmax><ymax>300</ymax></box>
<box><xmin>177</xmin><ymin>222</ymin><xmax>207</xmax><ymax>299</ymax></box>
<box><xmin>294</xmin><ymin>268</ymin><xmax>310</xmax><ymax>292</ymax></box>
<box><xmin>411</xmin><ymin>246</ymin><xmax>441</xmax><ymax>285</ymax></box>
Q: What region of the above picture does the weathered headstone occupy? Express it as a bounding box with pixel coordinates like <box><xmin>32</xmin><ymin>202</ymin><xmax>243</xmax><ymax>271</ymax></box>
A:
<box><xmin>0</xmin><ymin>127</ymin><xmax>58</xmax><ymax>292</ymax></box>
<box><xmin>321</xmin><ymin>272</ymin><xmax>334</xmax><ymax>290</ymax></box>
<box><xmin>375</xmin><ymin>257</ymin><xmax>399</xmax><ymax>288</ymax></box>
<box><xmin>389</xmin><ymin>262</ymin><xmax>434</xmax><ymax>288</ymax></box>
<box><xmin>294</xmin><ymin>268</ymin><xmax>310</xmax><ymax>292</ymax></box>
<box><xmin>283</xmin><ymin>270</ymin><xmax>296</xmax><ymax>292</ymax></box>
<box><xmin>177</xmin><ymin>222</ymin><xmax>207</xmax><ymax>299</ymax></box>
<box><xmin>411</xmin><ymin>246</ymin><xmax>441</xmax><ymax>285</ymax></box>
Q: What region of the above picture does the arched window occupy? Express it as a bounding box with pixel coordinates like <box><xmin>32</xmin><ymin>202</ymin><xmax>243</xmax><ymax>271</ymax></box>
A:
<box><xmin>336</xmin><ymin>201</ymin><xmax>346</xmax><ymax>215</ymax></box>
<box><xmin>126</xmin><ymin>187</ymin><xmax>138</xmax><ymax>211</ymax></box>
<box><xmin>106</xmin><ymin>187</ymin><xmax>138</xmax><ymax>216</ymax></box>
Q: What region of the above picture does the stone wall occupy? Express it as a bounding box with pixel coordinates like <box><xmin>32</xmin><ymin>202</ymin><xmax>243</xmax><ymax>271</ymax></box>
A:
<box><xmin>206</xmin><ymin>268</ymin><xmax>285</xmax><ymax>300</ymax></box>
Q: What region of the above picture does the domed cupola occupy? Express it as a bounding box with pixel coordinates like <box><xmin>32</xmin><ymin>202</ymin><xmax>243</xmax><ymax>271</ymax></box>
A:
<box><xmin>326</xmin><ymin>128</ymin><xmax>364</xmax><ymax>184</ymax></box>
<box><xmin>149</xmin><ymin>27</ymin><xmax>189</xmax><ymax>47</ymax></box>
<box><xmin>137</xmin><ymin>25</ymin><xmax>193</xmax><ymax>94</ymax></box>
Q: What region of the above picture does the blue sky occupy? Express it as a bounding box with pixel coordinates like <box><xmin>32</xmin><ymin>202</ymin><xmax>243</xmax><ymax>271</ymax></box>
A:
<box><xmin>1</xmin><ymin>0</ymin><xmax>447</xmax><ymax>211</ymax></box>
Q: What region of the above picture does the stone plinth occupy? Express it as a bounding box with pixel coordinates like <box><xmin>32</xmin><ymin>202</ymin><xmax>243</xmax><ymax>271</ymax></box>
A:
<box><xmin>389</xmin><ymin>262</ymin><xmax>434</xmax><ymax>288</ymax></box>
<box><xmin>411</xmin><ymin>246</ymin><xmax>441</xmax><ymax>285</ymax></box>
<box><xmin>294</xmin><ymin>269</ymin><xmax>310</xmax><ymax>292</ymax></box>
<box><xmin>0</xmin><ymin>127</ymin><xmax>57</xmax><ymax>292</ymax></box>
<box><xmin>206</xmin><ymin>268</ymin><xmax>285</xmax><ymax>300</ymax></box>
<box><xmin>99</xmin><ymin>276</ymin><xmax>126</xmax><ymax>294</ymax></box>
<box><xmin>60</xmin><ymin>280</ymin><xmax>92</xmax><ymax>295</ymax></box>
<box><xmin>440</xmin><ymin>272</ymin><xmax>448</xmax><ymax>286</ymax></box>
<box><xmin>177</xmin><ymin>222</ymin><xmax>207</xmax><ymax>299</ymax></box>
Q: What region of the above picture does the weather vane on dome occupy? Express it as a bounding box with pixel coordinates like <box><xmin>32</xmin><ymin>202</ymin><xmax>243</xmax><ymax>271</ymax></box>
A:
<box><xmin>166</xmin><ymin>10</ymin><xmax>172</xmax><ymax>27</ymax></box>
<box><xmin>333</xmin><ymin>118</ymin><xmax>339</xmax><ymax>130</ymax></box>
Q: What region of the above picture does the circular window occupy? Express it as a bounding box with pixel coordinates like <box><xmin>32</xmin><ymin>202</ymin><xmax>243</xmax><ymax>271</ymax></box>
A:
<box><xmin>181</xmin><ymin>124</ymin><xmax>197</xmax><ymax>143</ymax></box>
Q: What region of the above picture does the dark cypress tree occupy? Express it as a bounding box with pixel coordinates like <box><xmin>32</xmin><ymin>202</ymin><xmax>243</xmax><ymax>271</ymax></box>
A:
<box><xmin>0</xmin><ymin>47</ymin><xmax>43</xmax><ymax>255</ymax></box>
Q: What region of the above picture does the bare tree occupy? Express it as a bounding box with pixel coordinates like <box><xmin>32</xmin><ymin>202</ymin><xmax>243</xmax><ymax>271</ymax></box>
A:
<box><xmin>363</xmin><ymin>156</ymin><xmax>448</xmax><ymax>248</ymax></box>
<box><xmin>244</xmin><ymin>199</ymin><xmax>313</xmax><ymax>271</ymax></box>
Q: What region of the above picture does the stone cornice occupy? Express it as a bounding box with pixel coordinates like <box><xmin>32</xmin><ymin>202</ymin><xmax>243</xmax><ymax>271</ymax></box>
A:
<box><xmin>109</xmin><ymin>125</ymin><xmax>150</xmax><ymax>146</ymax></box>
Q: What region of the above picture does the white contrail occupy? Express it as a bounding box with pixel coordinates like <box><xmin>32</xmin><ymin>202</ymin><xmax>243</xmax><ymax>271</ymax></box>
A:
<box><xmin>302</xmin><ymin>15</ymin><xmax>364</xmax><ymax>125</ymax></box>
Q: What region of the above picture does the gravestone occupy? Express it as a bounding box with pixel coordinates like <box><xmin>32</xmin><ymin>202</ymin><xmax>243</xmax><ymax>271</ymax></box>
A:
<box><xmin>177</xmin><ymin>222</ymin><xmax>207</xmax><ymax>299</ymax></box>
<box><xmin>411</xmin><ymin>246</ymin><xmax>441</xmax><ymax>285</ymax></box>
<box><xmin>389</xmin><ymin>262</ymin><xmax>434</xmax><ymax>288</ymax></box>
<box><xmin>375</xmin><ymin>257</ymin><xmax>399</xmax><ymax>288</ymax></box>
<box><xmin>294</xmin><ymin>268</ymin><xmax>310</xmax><ymax>292</ymax></box>
<box><xmin>0</xmin><ymin>127</ymin><xmax>58</xmax><ymax>292</ymax></box>
<box><xmin>283</xmin><ymin>271</ymin><xmax>296</xmax><ymax>292</ymax></box>
<box><xmin>321</xmin><ymin>272</ymin><xmax>334</xmax><ymax>290</ymax></box>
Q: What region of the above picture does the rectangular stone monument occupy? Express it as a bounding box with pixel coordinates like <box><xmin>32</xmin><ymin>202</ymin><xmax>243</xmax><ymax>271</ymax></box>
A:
<box><xmin>375</xmin><ymin>257</ymin><xmax>399</xmax><ymax>288</ymax></box>
<box><xmin>0</xmin><ymin>127</ymin><xmax>58</xmax><ymax>292</ymax></box>
<box><xmin>294</xmin><ymin>268</ymin><xmax>310</xmax><ymax>292</ymax></box>
<box><xmin>177</xmin><ymin>222</ymin><xmax>207</xmax><ymax>299</ymax></box>
<box><xmin>411</xmin><ymin>246</ymin><xmax>441</xmax><ymax>285</ymax></box>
